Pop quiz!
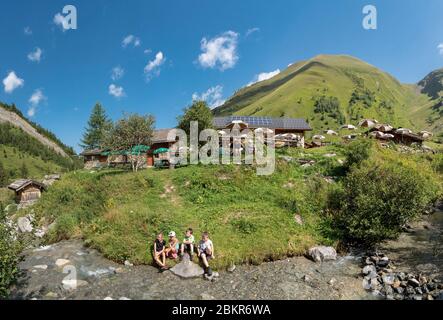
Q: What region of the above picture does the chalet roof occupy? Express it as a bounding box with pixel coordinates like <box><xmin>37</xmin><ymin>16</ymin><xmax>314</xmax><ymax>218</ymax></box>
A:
<box><xmin>80</xmin><ymin>149</ymin><xmax>106</xmax><ymax>156</ymax></box>
<box><xmin>8</xmin><ymin>179</ymin><xmax>46</xmax><ymax>192</ymax></box>
<box><xmin>152</xmin><ymin>129</ymin><xmax>178</xmax><ymax>144</ymax></box>
<box><xmin>393</xmin><ymin>132</ymin><xmax>425</xmax><ymax>142</ymax></box>
<box><xmin>213</xmin><ymin>116</ymin><xmax>312</xmax><ymax>131</ymax></box>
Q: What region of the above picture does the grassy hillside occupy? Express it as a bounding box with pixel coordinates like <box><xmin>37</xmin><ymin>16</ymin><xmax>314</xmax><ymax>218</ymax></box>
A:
<box><xmin>415</xmin><ymin>69</ymin><xmax>443</xmax><ymax>140</ymax></box>
<box><xmin>0</xmin><ymin>103</ymin><xmax>75</xmax><ymax>156</ymax></box>
<box><xmin>214</xmin><ymin>55</ymin><xmax>431</xmax><ymax>136</ymax></box>
<box><xmin>25</xmin><ymin>142</ymin><xmax>442</xmax><ymax>269</ymax></box>
<box><xmin>0</xmin><ymin>145</ymin><xmax>64</xmax><ymax>180</ymax></box>
<box><xmin>0</xmin><ymin>104</ymin><xmax>83</xmax><ymax>186</ymax></box>
<box><xmin>30</xmin><ymin>149</ymin><xmax>342</xmax><ymax>269</ymax></box>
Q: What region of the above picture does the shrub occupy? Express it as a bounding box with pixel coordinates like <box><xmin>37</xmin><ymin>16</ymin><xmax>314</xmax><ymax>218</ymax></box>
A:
<box><xmin>52</xmin><ymin>213</ymin><xmax>78</xmax><ymax>241</ymax></box>
<box><xmin>334</xmin><ymin>159</ymin><xmax>439</xmax><ymax>244</ymax></box>
<box><xmin>343</xmin><ymin>139</ymin><xmax>373</xmax><ymax>170</ymax></box>
<box><xmin>231</xmin><ymin>218</ymin><xmax>257</xmax><ymax>235</ymax></box>
<box><xmin>432</xmin><ymin>153</ymin><xmax>443</xmax><ymax>174</ymax></box>
<box><xmin>0</xmin><ymin>204</ymin><xmax>23</xmax><ymax>298</ymax></box>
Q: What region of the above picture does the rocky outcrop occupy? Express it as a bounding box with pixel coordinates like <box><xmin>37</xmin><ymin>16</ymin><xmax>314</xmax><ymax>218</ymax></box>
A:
<box><xmin>307</xmin><ymin>246</ymin><xmax>337</xmax><ymax>262</ymax></box>
<box><xmin>0</xmin><ymin>106</ymin><xmax>68</xmax><ymax>157</ymax></box>
<box><xmin>170</xmin><ymin>254</ymin><xmax>204</xmax><ymax>279</ymax></box>
<box><xmin>362</xmin><ymin>252</ymin><xmax>443</xmax><ymax>300</ymax></box>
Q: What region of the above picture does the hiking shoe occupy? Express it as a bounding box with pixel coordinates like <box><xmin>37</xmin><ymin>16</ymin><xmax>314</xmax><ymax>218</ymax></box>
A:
<box><xmin>207</xmin><ymin>267</ymin><xmax>213</xmax><ymax>276</ymax></box>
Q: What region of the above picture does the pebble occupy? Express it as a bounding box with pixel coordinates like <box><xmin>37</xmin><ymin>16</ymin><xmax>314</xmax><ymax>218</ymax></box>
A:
<box><xmin>33</xmin><ymin>265</ymin><xmax>48</xmax><ymax>270</ymax></box>
<box><xmin>55</xmin><ymin>259</ymin><xmax>71</xmax><ymax>267</ymax></box>
<box><xmin>200</xmin><ymin>293</ymin><xmax>215</xmax><ymax>300</ymax></box>
<box><xmin>124</xmin><ymin>260</ymin><xmax>134</xmax><ymax>267</ymax></box>
<box><xmin>362</xmin><ymin>252</ymin><xmax>443</xmax><ymax>301</ymax></box>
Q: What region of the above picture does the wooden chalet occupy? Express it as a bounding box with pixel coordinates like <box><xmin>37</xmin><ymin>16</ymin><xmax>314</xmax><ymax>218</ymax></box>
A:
<box><xmin>8</xmin><ymin>179</ymin><xmax>46</xmax><ymax>204</ymax></box>
<box><xmin>80</xmin><ymin>129</ymin><xmax>178</xmax><ymax>168</ymax></box>
<box><xmin>368</xmin><ymin>127</ymin><xmax>425</xmax><ymax>146</ymax></box>
<box><xmin>147</xmin><ymin>129</ymin><xmax>178</xmax><ymax>166</ymax></box>
<box><xmin>80</xmin><ymin>149</ymin><xmax>109</xmax><ymax>169</ymax></box>
<box><xmin>213</xmin><ymin>116</ymin><xmax>312</xmax><ymax>148</ymax></box>
<box><xmin>392</xmin><ymin>132</ymin><xmax>425</xmax><ymax>145</ymax></box>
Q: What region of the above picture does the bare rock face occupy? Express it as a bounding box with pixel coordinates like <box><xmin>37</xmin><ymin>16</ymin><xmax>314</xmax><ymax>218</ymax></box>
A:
<box><xmin>170</xmin><ymin>254</ymin><xmax>204</xmax><ymax>279</ymax></box>
<box><xmin>308</xmin><ymin>246</ymin><xmax>337</xmax><ymax>263</ymax></box>
<box><xmin>0</xmin><ymin>107</ymin><xmax>68</xmax><ymax>157</ymax></box>
<box><xmin>17</xmin><ymin>216</ymin><xmax>33</xmax><ymax>233</ymax></box>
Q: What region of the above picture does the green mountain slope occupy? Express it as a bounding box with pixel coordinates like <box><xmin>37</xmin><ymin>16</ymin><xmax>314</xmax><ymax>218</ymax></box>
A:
<box><xmin>0</xmin><ymin>103</ymin><xmax>82</xmax><ymax>186</ymax></box>
<box><xmin>413</xmin><ymin>69</ymin><xmax>443</xmax><ymax>138</ymax></box>
<box><xmin>214</xmin><ymin>55</ymin><xmax>431</xmax><ymax>134</ymax></box>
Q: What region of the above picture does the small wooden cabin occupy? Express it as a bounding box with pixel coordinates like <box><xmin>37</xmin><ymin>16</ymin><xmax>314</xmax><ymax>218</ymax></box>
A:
<box><xmin>8</xmin><ymin>179</ymin><xmax>46</xmax><ymax>204</ymax></box>
<box><xmin>147</xmin><ymin>129</ymin><xmax>178</xmax><ymax>167</ymax></box>
<box><xmin>80</xmin><ymin>149</ymin><xmax>109</xmax><ymax>169</ymax></box>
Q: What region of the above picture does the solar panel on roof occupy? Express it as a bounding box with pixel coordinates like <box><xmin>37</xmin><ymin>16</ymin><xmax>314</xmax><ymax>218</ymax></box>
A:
<box><xmin>212</xmin><ymin>115</ymin><xmax>311</xmax><ymax>130</ymax></box>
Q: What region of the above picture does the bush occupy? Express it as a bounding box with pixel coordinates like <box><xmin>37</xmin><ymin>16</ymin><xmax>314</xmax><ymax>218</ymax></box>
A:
<box><xmin>334</xmin><ymin>159</ymin><xmax>439</xmax><ymax>244</ymax></box>
<box><xmin>0</xmin><ymin>204</ymin><xmax>23</xmax><ymax>298</ymax></box>
<box><xmin>343</xmin><ymin>139</ymin><xmax>373</xmax><ymax>170</ymax></box>
<box><xmin>51</xmin><ymin>213</ymin><xmax>78</xmax><ymax>241</ymax></box>
<box><xmin>432</xmin><ymin>153</ymin><xmax>443</xmax><ymax>174</ymax></box>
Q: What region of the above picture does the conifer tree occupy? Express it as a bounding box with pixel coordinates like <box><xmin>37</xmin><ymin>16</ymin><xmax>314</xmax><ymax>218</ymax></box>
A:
<box><xmin>80</xmin><ymin>103</ymin><xmax>111</xmax><ymax>150</ymax></box>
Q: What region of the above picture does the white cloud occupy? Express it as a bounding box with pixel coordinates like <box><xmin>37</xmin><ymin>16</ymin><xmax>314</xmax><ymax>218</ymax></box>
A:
<box><xmin>198</xmin><ymin>31</ymin><xmax>239</xmax><ymax>71</ymax></box>
<box><xmin>24</xmin><ymin>27</ymin><xmax>32</xmax><ymax>35</ymax></box>
<box><xmin>144</xmin><ymin>51</ymin><xmax>166</xmax><ymax>79</ymax></box>
<box><xmin>53</xmin><ymin>13</ymin><xmax>67</xmax><ymax>31</ymax></box>
<box><xmin>27</xmin><ymin>106</ymin><xmax>36</xmax><ymax>117</ymax></box>
<box><xmin>29</xmin><ymin>89</ymin><xmax>46</xmax><ymax>106</ymax></box>
<box><xmin>192</xmin><ymin>85</ymin><xmax>226</xmax><ymax>109</ymax></box>
<box><xmin>144</xmin><ymin>49</ymin><xmax>152</xmax><ymax>55</ymax></box>
<box><xmin>27</xmin><ymin>47</ymin><xmax>43</xmax><ymax>63</ymax></box>
<box><xmin>438</xmin><ymin>43</ymin><xmax>443</xmax><ymax>55</ymax></box>
<box><xmin>122</xmin><ymin>35</ymin><xmax>141</xmax><ymax>48</ymax></box>
<box><xmin>246</xmin><ymin>27</ymin><xmax>260</xmax><ymax>37</ymax></box>
<box><xmin>109</xmin><ymin>84</ymin><xmax>125</xmax><ymax>98</ymax></box>
<box><xmin>111</xmin><ymin>66</ymin><xmax>125</xmax><ymax>81</ymax></box>
<box><xmin>27</xmin><ymin>89</ymin><xmax>46</xmax><ymax>117</ymax></box>
<box><xmin>3</xmin><ymin>71</ymin><xmax>24</xmax><ymax>93</ymax></box>
<box><xmin>247</xmin><ymin>69</ymin><xmax>281</xmax><ymax>86</ymax></box>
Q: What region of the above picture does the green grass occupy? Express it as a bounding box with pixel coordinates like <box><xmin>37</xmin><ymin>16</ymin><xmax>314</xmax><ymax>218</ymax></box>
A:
<box><xmin>27</xmin><ymin>141</ymin><xmax>443</xmax><ymax>270</ymax></box>
<box><xmin>0</xmin><ymin>188</ymin><xmax>14</xmax><ymax>205</ymax></box>
<box><xmin>214</xmin><ymin>54</ymin><xmax>439</xmax><ymax>136</ymax></box>
<box><xmin>0</xmin><ymin>145</ymin><xmax>63</xmax><ymax>183</ymax></box>
<box><xmin>29</xmin><ymin>150</ymin><xmax>346</xmax><ymax>269</ymax></box>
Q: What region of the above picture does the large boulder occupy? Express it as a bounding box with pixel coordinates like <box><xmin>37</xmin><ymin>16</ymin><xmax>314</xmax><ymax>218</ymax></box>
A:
<box><xmin>170</xmin><ymin>254</ymin><xmax>204</xmax><ymax>278</ymax></box>
<box><xmin>307</xmin><ymin>246</ymin><xmax>337</xmax><ymax>262</ymax></box>
<box><xmin>17</xmin><ymin>216</ymin><xmax>33</xmax><ymax>233</ymax></box>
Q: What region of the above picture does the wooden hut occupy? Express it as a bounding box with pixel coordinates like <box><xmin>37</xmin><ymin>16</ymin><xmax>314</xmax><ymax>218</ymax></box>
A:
<box><xmin>8</xmin><ymin>179</ymin><xmax>46</xmax><ymax>204</ymax></box>
<box><xmin>80</xmin><ymin>149</ymin><xmax>109</xmax><ymax>169</ymax></box>
<box><xmin>147</xmin><ymin>129</ymin><xmax>178</xmax><ymax>167</ymax></box>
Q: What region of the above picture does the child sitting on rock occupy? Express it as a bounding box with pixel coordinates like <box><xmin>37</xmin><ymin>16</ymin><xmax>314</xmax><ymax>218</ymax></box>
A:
<box><xmin>165</xmin><ymin>231</ymin><xmax>179</xmax><ymax>259</ymax></box>
<box><xmin>153</xmin><ymin>233</ymin><xmax>167</xmax><ymax>270</ymax></box>
<box><xmin>197</xmin><ymin>231</ymin><xmax>215</xmax><ymax>276</ymax></box>
<box><xmin>180</xmin><ymin>228</ymin><xmax>195</xmax><ymax>258</ymax></box>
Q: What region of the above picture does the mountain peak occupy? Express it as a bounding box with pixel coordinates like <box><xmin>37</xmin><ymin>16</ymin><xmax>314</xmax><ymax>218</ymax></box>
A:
<box><xmin>214</xmin><ymin>54</ymin><xmax>434</xmax><ymax>135</ymax></box>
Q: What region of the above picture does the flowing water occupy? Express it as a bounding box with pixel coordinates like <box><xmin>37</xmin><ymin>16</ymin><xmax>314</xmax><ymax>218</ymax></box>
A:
<box><xmin>9</xmin><ymin>209</ymin><xmax>442</xmax><ymax>300</ymax></box>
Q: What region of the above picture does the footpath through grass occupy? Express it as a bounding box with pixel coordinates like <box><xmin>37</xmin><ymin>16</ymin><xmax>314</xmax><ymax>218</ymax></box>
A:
<box><xmin>29</xmin><ymin>147</ymin><xmax>345</xmax><ymax>269</ymax></box>
<box><xmin>27</xmin><ymin>142</ymin><xmax>443</xmax><ymax>269</ymax></box>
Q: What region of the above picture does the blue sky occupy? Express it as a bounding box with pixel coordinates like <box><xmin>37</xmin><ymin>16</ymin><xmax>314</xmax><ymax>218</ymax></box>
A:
<box><xmin>1</xmin><ymin>0</ymin><xmax>443</xmax><ymax>152</ymax></box>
